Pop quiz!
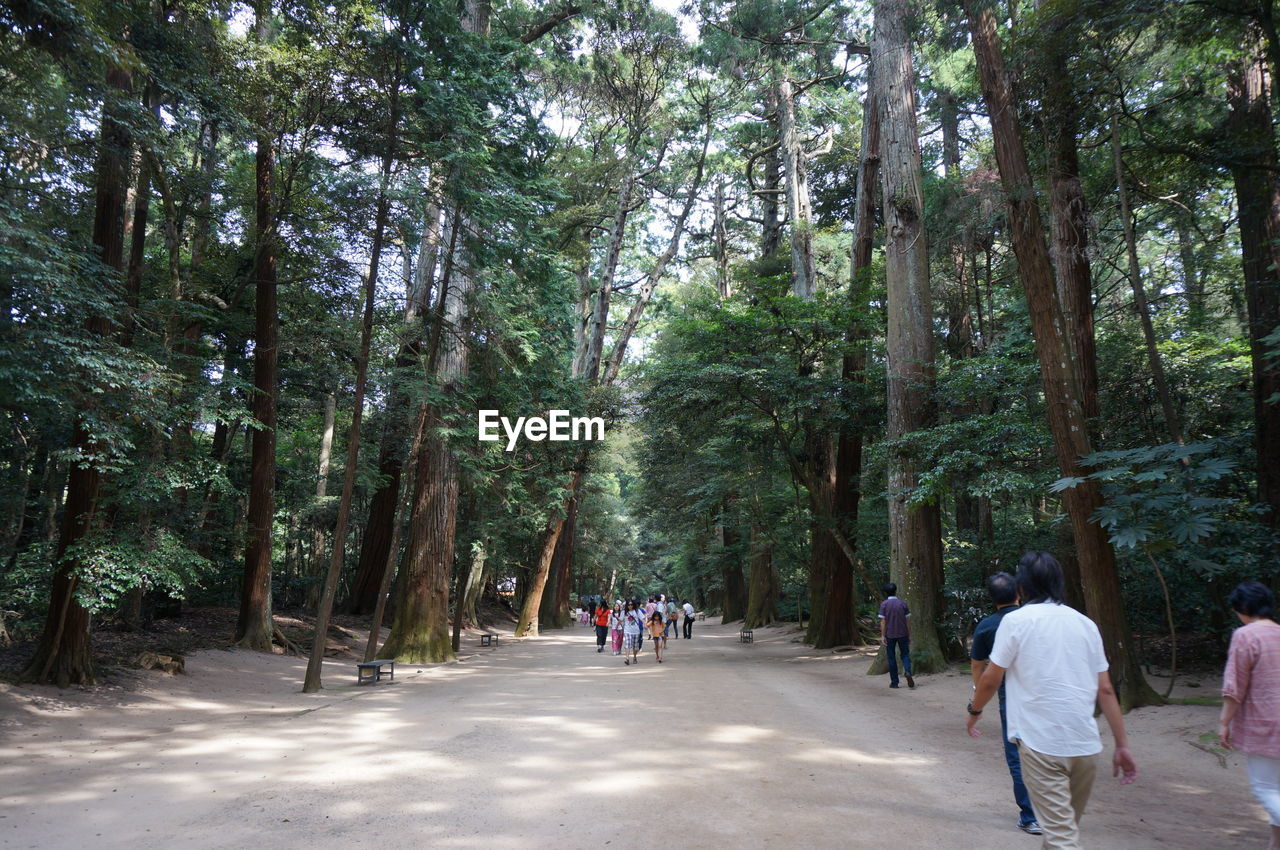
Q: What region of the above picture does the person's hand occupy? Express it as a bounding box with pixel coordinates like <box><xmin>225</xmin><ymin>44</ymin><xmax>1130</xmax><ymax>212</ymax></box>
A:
<box><xmin>966</xmin><ymin>710</ymin><xmax>982</xmax><ymax>738</ymax></box>
<box><xmin>1218</xmin><ymin>723</ymin><xmax>1232</xmax><ymax>750</ymax></box>
<box><xmin>1112</xmin><ymin>746</ymin><xmax>1138</xmax><ymax>784</ymax></box>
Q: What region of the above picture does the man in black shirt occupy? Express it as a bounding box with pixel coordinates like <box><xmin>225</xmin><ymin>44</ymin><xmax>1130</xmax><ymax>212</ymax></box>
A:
<box><xmin>970</xmin><ymin>571</ymin><xmax>1041</xmax><ymax>836</ymax></box>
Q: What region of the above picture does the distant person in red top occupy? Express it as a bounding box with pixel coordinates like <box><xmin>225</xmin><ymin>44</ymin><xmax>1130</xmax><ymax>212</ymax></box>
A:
<box><xmin>593</xmin><ymin>603</ymin><xmax>611</xmax><ymax>653</ymax></box>
<box><xmin>1220</xmin><ymin>581</ymin><xmax>1280</xmax><ymax>849</ymax></box>
<box><xmin>878</xmin><ymin>582</ymin><xmax>914</xmax><ymax>689</ymax></box>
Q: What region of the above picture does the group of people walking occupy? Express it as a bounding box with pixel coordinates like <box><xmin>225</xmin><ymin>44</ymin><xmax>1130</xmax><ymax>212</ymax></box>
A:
<box><xmin>582</xmin><ymin>595</ymin><xmax>696</xmax><ymax>666</ymax></box>
<box><xmin>569</xmin><ymin>554</ymin><xmax>1277</xmax><ymax>847</ymax></box>
<box><xmin>878</xmin><ymin>550</ymin><xmax>1279</xmax><ymax>850</ymax></box>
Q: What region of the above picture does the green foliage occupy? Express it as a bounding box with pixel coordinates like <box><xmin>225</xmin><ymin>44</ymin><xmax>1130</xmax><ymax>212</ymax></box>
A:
<box><xmin>67</xmin><ymin>529</ymin><xmax>212</xmax><ymax>615</ymax></box>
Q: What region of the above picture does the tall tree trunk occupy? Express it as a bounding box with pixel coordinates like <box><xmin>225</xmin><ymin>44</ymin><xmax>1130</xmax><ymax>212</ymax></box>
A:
<box><xmin>1110</xmin><ymin>112</ymin><xmax>1183</xmax><ymax>444</ymax></box>
<box><xmin>804</xmin><ymin>433</ymin><xmax>853</xmax><ymax>646</ymax></box>
<box><xmin>840</xmin><ymin>71</ymin><xmax>879</xmax><ymax>633</ymax></box>
<box><xmin>316</xmin><ymin>391</ymin><xmax>336</xmax><ymax>499</ymax></box>
<box><xmin>236</xmin><ymin>0</ymin><xmax>278</xmax><ymax>650</ymax></box>
<box><xmin>347</xmin><ymin>197</ymin><xmax>443</xmax><ymax>614</ymax></box>
<box><xmin>380</xmin><ymin>154</ymin><xmax>477</xmax><ymax>662</ymax></box>
<box><xmin>461</xmin><ymin>538</ymin><xmax>487</xmax><ymax>629</ymax></box>
<box><xmin>714</xmin><ymin>180</ymin><xmax>731</xmax><ymax>297</ymax></box>
<box><xmin>1226</xmin><ymin>44</ymin><xmax>1280</xmax><ymax>541</ymax></box>
<box><xmin>778</xmin><ymin>75</ymin><xmax>816</xmax><ymax>299</ymax></box>
<box><xmin>744</xmin><ymin>524</ymin><xmax>777</xmax><ymax>628</ymax></box>
<box><xmin>1176</xmin><ymin>216</ymin><xmax>1205</xmax><ymax>328</ymax></box>
<box><xmin>966</xmin><ymin>0</ymin><xmax>1157</xmax><ymax>707</ymax></box>
<box><xmin>514</xmin><ymin>500</ymin><xmax>571</xmax><ymax>637</ymax></box>
<box><xmin>540</xmin><ymin>496</ymin><xmax>577</xmax><ymax>629</ymax></box>
<box><xmin>719</xmin><ymin>522</ymin><xmax>748</xmax><ymax>622</ymax></box>
<box><xmin>761</xmin><ymin>92</ymin><xmax>783</xmax><ymax>258</ymax></box>
<box><xmin>21</xmin><ymin>64</ymin><xmax>134</xmax><ymax>686</ymax></box>
<box><xmin>582</xmin><ymin>176</ymin><xmax>633</xmax><ymax>383</ymax></box>
<box><xmin>603</xmin><ymin>122</ymin><xmax>710</xmax><ymax>385</ymax></box>
<box><xmin>876</xmin><ymin>0</ymin><xmax>946</xmax><ymax>673</ymax></box>
<box><xmin>1038</xmin><ymin>14</ymin><xmax>1100</xmax><ymax>422</ymax></box>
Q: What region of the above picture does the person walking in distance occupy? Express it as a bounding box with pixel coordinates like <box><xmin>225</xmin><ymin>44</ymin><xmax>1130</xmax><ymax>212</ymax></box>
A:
<box><xmin>647</xmin><ymin>609</ymin><xmax>667</xmax><ymax>663</ymax></box>
<box><xmin>593</xmin><ymin>600</ymin><xmax>610</xmax><ymax>652</ymax></box>
<box><xmin>1219</xmin><ymin>581</ymin><xmax>1280</xmax><ymax>850</ymax></box>
<box><xmin>879</xmin><ymin>582</ymin><xmax>914</xmax><ymax>689</ymax></box>
<box><xmin>971</xmin><ymin>571</ymin><xmax>1042</xmax><ymax>836</ymax></box>
<box><xmin>622</xmin><ymin>601</ymin><xmax>644</xmax><ymax>666</ymax></box>
<box><xmin>682</xmin><ymin>599</ymin><xmax>695</xmax><ymax>639</ymax></box>
<box><xmin>609</xmin><ymin>600</ymin><xmax>624</xmax><ymax>656</ymax></box>
<box><xmin>966</xmin><ymin>551</ymin><xmax>1138</xmax><ymax>850</ymax></box>
<box><xmin>664</xmin><ymin>595</ymin><xmax>679</xmax><ymax>639</ymax></box>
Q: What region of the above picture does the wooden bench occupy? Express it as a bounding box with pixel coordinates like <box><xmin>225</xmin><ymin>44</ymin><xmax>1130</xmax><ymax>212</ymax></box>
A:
<box><xmin>356</xmin><ymin>658</ymin><xmax>395</xmax><ymax>685</ymax></box>
<box><xmin>480</xmin><ymin>633</ymin><xmax>500</xmax><ymax>647</ymax></box>
<box><xmin>740</xmin><ymin>629</ymin><xmax>753</xmax><ymax>643</ymax></box>
<box><xmin>698</xmin><ymin>613</ymin><xmax>706</xmax><ymax>621</ymax></box>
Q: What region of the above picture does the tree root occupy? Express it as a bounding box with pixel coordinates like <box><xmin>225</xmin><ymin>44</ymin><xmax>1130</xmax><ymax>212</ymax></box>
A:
<box><xmin>272</xmin><ymin>626</ymin><xmax>302</xmax><ymax>656</ymax></box>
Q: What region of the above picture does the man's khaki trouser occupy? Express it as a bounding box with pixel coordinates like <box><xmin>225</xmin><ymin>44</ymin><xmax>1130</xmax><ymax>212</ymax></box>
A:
<box><xmin>1016</xmin><ymin>741</ymin><xmax>1098</xmax><ymax>850</ymax></box>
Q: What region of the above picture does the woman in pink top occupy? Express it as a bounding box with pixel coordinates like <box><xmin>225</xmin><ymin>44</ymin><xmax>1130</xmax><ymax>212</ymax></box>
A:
<box><xmin>1221</xmin><ymin>581</ymin><xmax>1280</xmax><ymax>849</ymax></box>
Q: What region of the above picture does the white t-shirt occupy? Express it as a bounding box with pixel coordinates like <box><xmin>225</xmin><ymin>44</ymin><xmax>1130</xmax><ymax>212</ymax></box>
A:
<box><xmin>623</xmin><ymin>611</ymin><xmax>643</xmax><ymax>636</ymax></box>
<box><xmin>683</xmin><ymin>602</ymin><xmax>695</xmax><ymax>618</ymax></box>
<box><xmin>988</xmin><ymin>601</ymin><xmax>1110</xmax><ymax>757</ymax></box>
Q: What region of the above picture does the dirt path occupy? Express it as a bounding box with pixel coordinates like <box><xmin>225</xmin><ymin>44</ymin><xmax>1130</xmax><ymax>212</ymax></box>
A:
<box><xmin>0</xmin><ymin>621</ymin><xmax>1261</xmax><ymax>848</ymax></box>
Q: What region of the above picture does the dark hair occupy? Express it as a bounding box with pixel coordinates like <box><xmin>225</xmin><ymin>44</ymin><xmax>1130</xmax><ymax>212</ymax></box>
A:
<box><xmin>1228</xmin><ymin>581</ymin><xmax>1275</xmax><ymax>619</ymax></box>
<box><xmin>883</xmin><ymin>583</ymin><xmax>897</xmax><ymax>596</ymax></box>
<box><xmin>986</xmin><ymin>571</ymin><xmax>1018</xmax><ymax>606</ymax></box>
<box><xmin>1015</xmin><ymin>551</ymin><xmax>1065</xmax><ymax>604</ymax></box>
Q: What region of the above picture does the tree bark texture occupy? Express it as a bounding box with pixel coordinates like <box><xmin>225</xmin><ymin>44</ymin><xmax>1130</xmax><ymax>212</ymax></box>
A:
<box><xmin>876</xmin><ymin>0</ymin><xmax>946</xmax><ymax>673</ymax></box>
<box><xmin>778</xmin><ymin>76</ymin><xmax>816</xmax><ymax>299</ymax></box>
<box><xmin>966</xmin><ymin>0</ymin><xmax>1157</xmax><ymax>708</ymax></box>
<box><xmin>1038</xmin><ymin>22</ymin><xmax>1100</xmax><ymax>422</ymax></box>
<box><xmin>380</xmin><ymin>235</ymin><xmax>472</xmax><ymax>663</ymax></box>
<box><xmin>540</xmin><ymin>496</ymin><xmax>577</xmax><ymax>629</ymax></box>
<box><xmin>347</xmin><ymin>200</ymin><xmax>442</xmax><ymax>614</ymax></box>
<box><xmin>719</xmin><ymin>523</ymin><xmax>748</xmax><ymax>623</ymax></box>
<box><xmin>1226</xmin><ymin>44</ymin><xmax>1280</xmax><ymax>539</ymax></box>
<box><xmin>514</xmin><ymin>493</ymin><xmax>572</xmax><ymax>637</ymax></box>
<box><xmin>804</xmin><ymin>433</ymin><xmax>855</xmax><ymax>646</ymax></box>
<box><xmin>744</xmin><ymin>525</ymin><xmax>777</xmax><ymax>628</ymax></box>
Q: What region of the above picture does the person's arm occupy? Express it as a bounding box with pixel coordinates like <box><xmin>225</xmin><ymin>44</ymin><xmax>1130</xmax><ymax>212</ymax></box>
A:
<box><xmin>1220</xmin><ymin>633</ymin><xmax>1251</xmax><ymax>749</ymax></box>
<box><xmin>970</xmin><ymin>659</ymin><xmax>985</xmax><ymax>690</ymax></box>
<box><xmin>1219</xmin><ymin>696</ymin><xmax>1241</xmax><ymax>749</ymax></box>
<box><xmin>1097</xmin><ymin>671</ymin><xmax>1138</xmax><ymax>784</ymax></box>
<box><xmin>966</xmin><ymin>661</ymin><xmax>1004</xmax><ymax>737</ymax></box>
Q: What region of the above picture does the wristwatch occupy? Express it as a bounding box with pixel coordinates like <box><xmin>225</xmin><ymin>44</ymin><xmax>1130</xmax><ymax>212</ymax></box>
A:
<box><xmin>967</xmin><ymin>701</ymin><xmax>983</xmax><ymax>716</ymax></box>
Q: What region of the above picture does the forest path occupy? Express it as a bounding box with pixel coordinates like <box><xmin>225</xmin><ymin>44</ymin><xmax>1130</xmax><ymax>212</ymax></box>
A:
<box><xmin>0</xmin><ymin>620</ymin><xmax>1258</xmax><ymax>848</ymax></box>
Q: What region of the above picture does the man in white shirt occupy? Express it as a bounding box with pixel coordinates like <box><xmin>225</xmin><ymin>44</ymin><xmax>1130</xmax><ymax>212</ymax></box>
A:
<box><xmin>966</xmin><ymin>551</ymin><xmax>1138</xmax><ymax>849</ymax></box>
<box><xmin>682</xmin><ymin>600</ymin><xmax>695</xmax><ymax>639</ymax></box>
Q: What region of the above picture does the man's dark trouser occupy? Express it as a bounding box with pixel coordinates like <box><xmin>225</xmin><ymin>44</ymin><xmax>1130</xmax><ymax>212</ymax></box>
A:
<box><xmin>595</xmin><ymin>624</ymin><xmax>608</xmax><ymax>649</ymax></box>
<box><xmin>999</xmin><ymin>687</ymin><xmax>1037</xmax><ymax>826</ymax></box>
<box><xmin>683</xmin><ymin>616</ymin><xmax>693</xmax><ymax>639</ymax></box>
<box><xmin>886</xmin><ymin>635</ymin><xmax>912</xmax><ymax>686</ymax></box>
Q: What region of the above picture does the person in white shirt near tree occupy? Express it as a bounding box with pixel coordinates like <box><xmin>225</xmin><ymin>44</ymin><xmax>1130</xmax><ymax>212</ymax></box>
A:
<box><xmin>965</xmin><ymin>551</ymin><xmax>1138</xmax><ymax>850</ymax></box>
